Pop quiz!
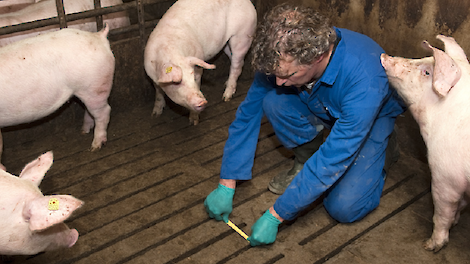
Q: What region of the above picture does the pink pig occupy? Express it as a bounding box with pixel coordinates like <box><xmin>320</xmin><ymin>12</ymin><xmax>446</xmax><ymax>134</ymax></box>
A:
<box><xmin>381</xmin><ymin>35</ymin><xmax>470</xmax><ymax>252</ymax></box>
<box><xmin>144</xmin><ymin>0</ymin><xmax>257</xmax><ymax>125</ymax></box>
<box><xmin>0</xmin><ymin>151</ymin><xmax>83</xmax><ymax>255</ymax></box>
<box><xmin>0</xmin><ymin>25</ymin><xmax>115</xmax><ymax>170</ymax></box>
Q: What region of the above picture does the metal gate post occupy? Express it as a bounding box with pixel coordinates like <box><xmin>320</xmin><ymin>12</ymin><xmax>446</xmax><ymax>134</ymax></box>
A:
<box><xmin>93</xmin><ymin>0</ymin><xmax>104</xmax><ymax>31</ymax></box>
<box><xmin>55</xmin><ymin>0</ymin><xmax>67</xmax><ymax>29</ymax></box>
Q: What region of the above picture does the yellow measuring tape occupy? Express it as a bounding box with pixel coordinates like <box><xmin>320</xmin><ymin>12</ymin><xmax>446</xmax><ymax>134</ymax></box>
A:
<box><xmin>226</xmin><ymin>220</ymin><xmax>249</xmax><ymax>240</ymax></box>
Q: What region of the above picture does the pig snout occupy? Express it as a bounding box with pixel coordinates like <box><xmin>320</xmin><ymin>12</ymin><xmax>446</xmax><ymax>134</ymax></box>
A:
<box><xmin>42</xmin><ymin>225</ymin><xmax>79</xmax><ymax>252</ymax></box>
<box><xmin>380</xmin><ymin>53</ymin><xmax>415</xmax><ymax>81</ymax></box>
<box><xmin>193</xmin><ymin>98</ymin><xmax>208</xmax><ymax>112</ymax></box>
<box><xmin>66</xmin><ymin>229</ymin><xmax>79</xmax><ymax>248</ymax></box>
<box><xmin>380</xmin><ymin>53</ymin><xmax>394</xmax><ymax>72</ymax></box>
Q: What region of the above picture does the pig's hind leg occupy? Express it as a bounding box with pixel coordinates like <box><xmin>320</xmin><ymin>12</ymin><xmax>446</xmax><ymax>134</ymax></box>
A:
<box><xmin>424</xmin><ymin>175</ymin><xmax>467</xmax><ymax>252</ymax></box>
<box><xmin>450</xmin><ymin>196</ymin><xmax>467</xmax><ymax>229</ymax></box>
<box><xmin>222</xmin><ymin>35</ymin><xmax>252</xmax><ymax>101</ymax></box>
<box><xmin>75</xmin><ymin>85</ymin><xmax>112</xmax><ymax>152</ymax></box>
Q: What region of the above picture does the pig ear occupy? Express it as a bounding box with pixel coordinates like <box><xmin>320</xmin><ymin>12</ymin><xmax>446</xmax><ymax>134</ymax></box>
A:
<box><xmin>156</xmin><ymin>64</ymin><xmax>183</xmax><ymax>84</ymax></box>
<box><xmin>422</xmin><ymin>40</ymin><xmax>462</xmax><ymax>97</ymax></box>
<box><xmin>187</xmin><ymin>57</ymin><xmax>216</xmax><ymax>70</ymax></box>
<box><xmin>19</xmin><ymin>151</ymin><xmax>53</xmax><ymax>186</ymax></box>
<box><xmin>24</xmin><ymin>195</ymin><xmax>83</xmax><ymax>231</ymax></box>
<box><xmin>436</xmin><ymin>35</ymin><xmax>468</xmax><ymax>62</ymax></box>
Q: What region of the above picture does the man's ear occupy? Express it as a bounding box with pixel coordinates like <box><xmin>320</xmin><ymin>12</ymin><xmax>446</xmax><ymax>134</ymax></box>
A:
<box><xmin>314</xmin><ymin>53</ymin><xmax>326</xmax><ymax>64</ymax></box>
<box><xmin>314</xmin><ymin>44</ymin><xmax>334</xmax><ymax>64</ymax></box>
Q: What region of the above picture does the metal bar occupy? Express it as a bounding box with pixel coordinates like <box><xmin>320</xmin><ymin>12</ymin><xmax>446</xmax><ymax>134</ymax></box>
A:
<box><xmin>136</xmin><ymin>0</ymin><xmax>145</xmax><ymax>53</ymax></box>
<box><xmin>55</xmin><ymin>0</ymin><xmax>67</xmax><ymax>29</ymax></box>
<box><xmin>0</xmin><ymin>2</ymin><xmax>136</xmax><ymax>36</ymax></box>
<box><xmin>65</xmin><ymin>2</ymin><xmax>135</xmax><ymax>21</ymax></box>
<box><xmin>93</xmin><ymin>0</ymin><xmax>104</xmax><ymax>31</ymax></box>
<box><xmin>144</xmin><ymin>0</ymin><xmax>172</xmax><ymax>4</ymax></box>
<box><xmin>0</xmin><ymin>0</ymin><xmax>170</xmax><ymax>36</ymax></box>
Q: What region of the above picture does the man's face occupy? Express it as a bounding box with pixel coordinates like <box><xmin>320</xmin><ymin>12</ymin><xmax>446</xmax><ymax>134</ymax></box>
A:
<box><xmin>274</xmin><ymin>55</ymin><xmax>319</xmax><ymax>88</ymax></box>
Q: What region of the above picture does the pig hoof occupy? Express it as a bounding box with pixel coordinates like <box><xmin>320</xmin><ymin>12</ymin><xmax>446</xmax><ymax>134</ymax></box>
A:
<box><xmin>90</xmin><ymin>145</ymin><xmax>103</xmax><ymax>152</ymax></box>
<box><xmin>423</xmin><ymin>238</ymin><xmax>447</xmax><ymax>253</ymax></box>
<box><xmin>222</xmin><ymin>92</ymin><xmax>234</xmax><ymax>102</ymax></box>
<box><xmin>222</xmin><ymin>88</ymin><xmax>236</xmax><ymax>101</ymax></box>
<box><xmin>81</xmin><ymin>124</ymin><xmax>95</xmax><ymax>134</ymax></box>
<box><xmin>90</xmin><ymin>143</ymin><xmax>105</xmax><ymax>152</ymax></box>
<box><xmin>152</xmin><ymin>106</ymin><xmax>164</xmax><ymax>117</ymax></box>
<box><xmin>81</xmin><ymin>129</ymin><xmax>92</xmax><ymax>135</ymax></box>
<box><xmin>189</xmin><ymin>119</ymin><xmax>199</xmax><ymax>126</ymax></box>
<box><xmin>151</xmin><ymin>111</ymin><xmax>162</xmax><ymax>118</ymax></box>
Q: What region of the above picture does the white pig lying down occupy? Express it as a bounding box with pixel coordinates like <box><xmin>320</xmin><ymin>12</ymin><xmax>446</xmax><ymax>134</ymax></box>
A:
<box><xmin>144</xmin><ymin>0</ymin><xmax>257</xmax><ymax>125</ymax></box>
<box><xmin>381</xmin><ymin>35</ymin><xmax>470</xmax><ymax>252</ymax></box>
<box><xmin>0</xmin><ymin>151</ymin><xmax>83</xmax><ymax>255</ymax></box>
<box><xmin>0</xmin><ymin>24</ymin><xmax>115</xmax><ymax>171</ymax></box>
<box><xmin>0</xmin><ymin>0</ymin><xmax>130</xmax><ymax>47</ymax></box>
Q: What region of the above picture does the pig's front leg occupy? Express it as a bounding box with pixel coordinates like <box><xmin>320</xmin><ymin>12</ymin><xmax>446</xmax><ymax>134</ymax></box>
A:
<box><xmin>189</xmin><ymin>111</ymin><xmax>199</xmax><ymax>125</ymax></box>
<box><xmin>424</xmin><ymin>177</ymin><xmax>464</xmax><ymax>252</ymax></box>
<box><xmin>152</xmin><ymin>85</ymin><xmax>166</xmax><ymax>117</ymax></box>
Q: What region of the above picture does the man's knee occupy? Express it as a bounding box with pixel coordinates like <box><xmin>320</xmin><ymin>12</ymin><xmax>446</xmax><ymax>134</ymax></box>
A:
<box><xmin>323</xmin><ymin>195</ymin><xmax>380</xmax><ymax>223</ymax></box>
<box><xmin>262</xmin><ymin>90</ymin><xmax>288</xmax><ymax>120</ymax></box>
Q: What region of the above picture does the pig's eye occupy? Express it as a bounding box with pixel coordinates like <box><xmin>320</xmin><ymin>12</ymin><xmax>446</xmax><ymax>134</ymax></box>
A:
<box><xmin>425</xmin><ymin>70</ymin><xmax>430</xmax><ymax>76</ymax></box>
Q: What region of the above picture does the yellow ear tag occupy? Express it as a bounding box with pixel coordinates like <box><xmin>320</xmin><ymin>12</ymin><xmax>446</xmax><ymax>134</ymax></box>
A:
<box><xmin>166</xmin><ymin>66</ymin><xmax>173</xmax><ymax>73</ymax></box>
<box><xmin>48</xmin><ymin>198</ymin><xmax>59</xmax><ymax>211</ymax></box>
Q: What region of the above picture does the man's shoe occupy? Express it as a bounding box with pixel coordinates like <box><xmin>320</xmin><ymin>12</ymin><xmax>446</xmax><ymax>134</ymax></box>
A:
<box><xmin>268</xmin><ymin>160</ymin><xmax>304</xmax><ymax>195</ymax></box>
<box><xmin>268</xmin><ymin>131</ymin><xmax>324</xmax><ymax>195</ymax></box>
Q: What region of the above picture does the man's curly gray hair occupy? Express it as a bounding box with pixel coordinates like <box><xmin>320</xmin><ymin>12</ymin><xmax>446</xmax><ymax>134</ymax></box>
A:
<box><xmin>251</xmin><ymin>3</ymin><xmax>337</xmax><ymax>74</ymax></box>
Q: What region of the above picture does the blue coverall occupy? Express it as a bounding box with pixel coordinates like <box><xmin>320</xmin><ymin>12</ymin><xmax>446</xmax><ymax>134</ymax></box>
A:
<box><xmin>220</xmin><ymin>28</ymin><xmax>406</xmax><ymax>222</ymax></box>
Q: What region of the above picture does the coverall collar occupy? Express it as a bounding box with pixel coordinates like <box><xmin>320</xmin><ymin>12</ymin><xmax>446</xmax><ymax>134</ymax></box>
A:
<box><xmin>317</xmin><ymin>27</ymin><xmax>343</xmax><ymax>87</ymax></box>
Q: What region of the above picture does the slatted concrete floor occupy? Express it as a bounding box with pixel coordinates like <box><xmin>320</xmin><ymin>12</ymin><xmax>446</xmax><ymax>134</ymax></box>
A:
<box><xmin>1</xmin><ymin>77</ymin><xmax>469</xmax><ymax>264</ymax></box>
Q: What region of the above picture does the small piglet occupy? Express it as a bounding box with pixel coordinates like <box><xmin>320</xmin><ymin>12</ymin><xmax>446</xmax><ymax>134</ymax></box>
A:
<box><xmin>144</xmin><ymin>0</ymin><xmax>257</xmax><ymax>125</ymax></box>
<box><xmin>0</xmin><ymin>25</ymin><xmax>115</xmax><ymax>170</ymax></box>
<box><xmin>381</xmin><ymin>35</ymin><xmax>470</xmax><ymax>252</ymax></box>
<box><xmin>0</xmin><ymin>151</ymin><xmax>83</xmax><ymax>255</ymax></box>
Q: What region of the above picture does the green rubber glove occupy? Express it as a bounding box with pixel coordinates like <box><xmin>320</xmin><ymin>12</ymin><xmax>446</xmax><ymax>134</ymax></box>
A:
<box><xmin>248</xmin><ymin>209</ymin><xmax>282</xmax><ymax>246</ymax></box>
<box><xmin>204</xmin><ymin>183</ymin><xmax>235</xmax><ymax>223</ymax></box>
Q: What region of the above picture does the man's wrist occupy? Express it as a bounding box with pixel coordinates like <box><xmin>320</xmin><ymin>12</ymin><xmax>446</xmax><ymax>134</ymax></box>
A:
<box><xmin>269</xmin><ymin>206</ymin><xmax>284</xmax><ymax>222</ymax></box>
<box><xmin>219</xmin><ymin>179</ymin><xmax>236</xmax><ymax>189</ymax></box>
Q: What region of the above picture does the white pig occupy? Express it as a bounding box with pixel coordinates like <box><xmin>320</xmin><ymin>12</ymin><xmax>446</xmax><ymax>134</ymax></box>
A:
<box><xmin>144</xmin><ymin>0</ymin><xmax>257</xmax><ymax>125</ymax></box>
<box><xmin>0</xmin><ymin>151</ymin><xmax>83</xmax><ymax>255</ymax></box>
<box><xmin>0</xmin><ymin>0</ymin><xmax>130</xmax><ymax>47</ymax></box>
<box><xmin>381</xmin><ymin>35</ymin><xmax>470</xmax><ymax>252</ymax></box>
<box><xmin>0</xmin><ymin>25</ymin><xmax>115</xmax><ymax>170</ymax></box>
